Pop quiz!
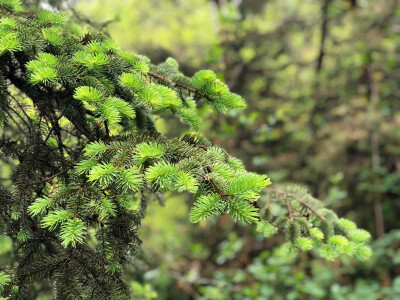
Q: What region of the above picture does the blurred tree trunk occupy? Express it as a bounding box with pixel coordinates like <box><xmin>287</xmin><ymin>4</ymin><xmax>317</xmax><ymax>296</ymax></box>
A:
<box><xmin>316</xmin><ymin>0</ymin><xmax>331</xmax><ymax>72</ymax></box>
<box><xmin>367</xmin><ymin>65</ymin><xmax>385</xmax><ymax>239</ymax></box>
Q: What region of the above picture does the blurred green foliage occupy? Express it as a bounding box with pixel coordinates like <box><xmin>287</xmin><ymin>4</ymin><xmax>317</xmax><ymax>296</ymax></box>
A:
<box><xmin>75</xmin><ymin>0</ymin><xmax>218</xmax><ymax>67</ymax></box>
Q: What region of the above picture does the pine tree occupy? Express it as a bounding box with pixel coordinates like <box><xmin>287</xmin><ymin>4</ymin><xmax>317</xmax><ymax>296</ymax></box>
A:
<box><xmin>0</xmin><ymin>2</ymin><xmax>371</xmax><ymax>299</ymax></box>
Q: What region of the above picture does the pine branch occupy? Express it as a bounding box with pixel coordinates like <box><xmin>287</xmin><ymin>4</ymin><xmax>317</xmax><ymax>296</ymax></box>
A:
<box><xmin>291</xmin><ymin>194</ymin><xmax>326</xmax><ymax>221</ymax></box>
<box><xmin>148</xmin><ymin>71</ymin><xmax>213</xmax><ymax>102</ymax></box>
<box><xmin>285</xmin><ymin>193</ymin><xmax>294</xmax><ymax>222</ymax></box>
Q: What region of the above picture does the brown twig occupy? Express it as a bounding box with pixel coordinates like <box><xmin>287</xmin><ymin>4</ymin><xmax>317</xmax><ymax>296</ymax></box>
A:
<box><xmin>148</xmin><ymin>71</ymin><xmax>213</xmax><ymax>102</ymax></box>
<box><xmin>285</xmin><ymin>193</ymin><xmax>294</xmax><ymax>222</ymax></box>
<box><xmin>292</xmin><ymin>195</ymin><xmax>326</xmax><ymax>221</ymax></box>
<box><xmin>41</xmin><ymin>166</ymin><xmax>74</xmax><ymax>183</ymax></box>
<box><xmin>316</xmin><ymin>0</ymin><xmax>332</xmax><ymax>72</ymax></box>
<box><xmin>271</xmin><ymin>189</ymin><xmax>326</xmax><ymax>221</ymax></box>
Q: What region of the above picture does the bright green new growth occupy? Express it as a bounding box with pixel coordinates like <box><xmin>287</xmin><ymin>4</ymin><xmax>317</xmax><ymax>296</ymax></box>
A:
<box><xmin>174</xmin><ymin>171</ymin><xmax>198</xmax><ymax>193</ymax></box>
<box><xmin>75</xmin><ymin>158</ymin><xmax>98</xmax><ymax>174</ymax></box>
<box><xmin>348</xmin><ymin>229</ymin><xmax>371</xmax><ymax>243</ymax></box>
<box><xmin>116</xmin><ymin>168</ymin><xmax>143</xmax><ymax>192</ymax></box>
<box><xmin>42</xmin><ymin>28</ymin><xmax>63</xmax><ymax>45</ymax></box>
<box><xmin>310</xmin><ymin>227</ymin><xmax>324</xmax><ymax>240</ymax></box>
<box><xmin>100</xmin><ymin>97</ymin><xmax>136</xmax><ymax>124</ymax></box>
<box><xmin>73</xmin><ymin>51</ymin><xmax>110</xmax><ymax>69</ymax></box>
<box><xmin>256</xmin><ymin>220</ymin><xmax>277</xmax><ymax>238</ymax></box>
<box><xmin>37</xmin><ymin>9</ymin><xmax>67</xmax><ymax>25</ymax></box>
<box><xmin>16</xmin><ymin>229</ymin><xmax>31</xmax><ymax>242</ymax></box>
<box><xmin>59</xmin><ymin>219</ymin><xmax>87</xmax><ymax>247</ymax></box>
<box><xmin>73</xmin><ymin>86</ymin><xmax>104</xmax><ymax>102</ymax></box>
<box><xmin>0</xmin><ymin>36</ymin><xmax>21</xmax><ymax>55</ymax></box>
<box><xmin>105</xmin><ymin>97</ymin><xmax>136</xmax><ymax>118</ymax></box>
<box><xmin>0</xmin><ymin>14</ymin><xmax>21</xmax><ymax>56</ymax></box>
<box><xmin>228</xmin><ymin>172</ymin><xmax>271</xmax><ymax>200</ymax></box>
<box><xmin>190</xmin><ymin>194</ymin><xmax>225</xmax><ymax>223</ymax></box>
<box><xmin>145</xmin><ymin>161</ymin><xmax>178</xmax><ymax>189</ymax></box>
<box><xmin>0</xmin><ymin>0</ymin><xmax>22</xmax><ymax>12</ymax></box>
<box><xmin>27</xmin><ymin>196</ymin><xmax>52</xmax><ymax>216</ymax></box>
<box><xmin>29</xmin><ymin>67</ymin><xmax>58</xmax><ymax>85</ymax></box>
<box><xmin>88</xmin><ymin>163</ymin><xmax>116</xmax><ymax>186</ymax></box>
<box><xmin>119</xmin><ymin>72</ymin><xmax>143</xmax><ymax>90</ymax></box>
<box><xmin>83</xmin><ymin>141</ymin><xmax>107</xmax><ymax>157</ymax></box>
<box><xmin>227</xmin><ymin>199</ymin><xmax>259</xmax><ymax>222</ymax></box>
<box><xmin>135</xmin><ymin>142</ymin><xmax>164</xmax><ymax>164</ymax></box>
<box><xmin>74</xmin><ymin>135</ymin><xmax>271</xmax><ymax>224</ymax></box>
<box><xmin>295</xmin><ymin>237</ymin><xmax>314</xmax><ymax>251</ymax></box>
<box><xmin>94</xmin><ymin>197</ymin><xmax>117</xmax><ymax>221</ymax></box>
<box><xmin>40</xmin><ymin>210</ymin><xmax>72</xmax><ymax>230</ymax></box>
<box><xmin>0</xmin><ymin>272</ymin><xmax>11</xmax><ymax>293</ymax></box>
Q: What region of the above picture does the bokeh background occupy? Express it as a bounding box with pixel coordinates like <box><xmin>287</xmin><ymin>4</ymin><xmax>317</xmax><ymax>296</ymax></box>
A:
<box><xmin>2</xmin><ymin>0</ymin><xmax>400</xmax><ymax>299</ymax></box>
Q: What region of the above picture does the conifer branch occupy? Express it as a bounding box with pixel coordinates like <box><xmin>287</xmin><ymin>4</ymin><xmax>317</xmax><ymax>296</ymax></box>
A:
<box><xmin>6</xmin><ymin>107</ymin><xmax>25</xmax><ymax>133</ymax></box>
<box><xmin>41</xmin><ymin>166</ymin><xmax>73</xmax><ymax>183</ymax></box>
<box><xmin>285</xmin><ymin>193</ymin><xmax>294</xmax><ymax>222</ymax></box>
<box><xmin>292</xmin><ymin>195</ymin><xmax>326</xmax><ymax>220</ymax></box>
<box><xmin>8</xmin><ymin>102</ymin><xmax>31</xmax><ymax>131</ymax></box>
<box><xmin>148</xmin><ymin>71</ymin><xmax>213</xmax><ymax>102</ymax></box>
<box><xmin>271</xmin><ymin>188</ymin><xmax>326</xmax><ymax>220</ymax></box>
